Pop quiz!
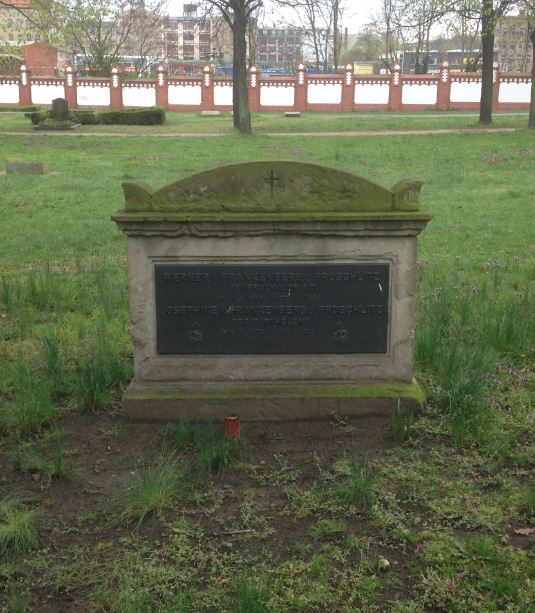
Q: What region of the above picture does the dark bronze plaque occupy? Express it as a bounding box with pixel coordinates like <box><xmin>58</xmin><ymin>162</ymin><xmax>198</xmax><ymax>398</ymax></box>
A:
<box><xmin>155</xmin><ymin>264</ymin><xmax>389</xmax><ymax>354</ymax></box>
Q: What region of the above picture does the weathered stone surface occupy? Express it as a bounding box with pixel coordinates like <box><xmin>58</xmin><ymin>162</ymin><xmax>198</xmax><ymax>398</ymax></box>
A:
<box><xmin>112</xmin><ymin>160</ymin><xmax>431</xmax><ymax>422</ymax></box>
<box><xmin>6</xmin><ymin>161</ymin><xmax>48</xmax><ymax>175</ymax></box>
<box><xmin>121</xmin><ymin>380</ymin><xmax>425</xmax><ymax>422</ymax></box>
<box><xmin>51</xmin><ymin>97</ymin><xmax>69</xmax><ymax>120</ymax></box>
<box><xmin>118</xmin><ymin>161</ymin><xmax>424</xmax><ymax>214</ymax></box>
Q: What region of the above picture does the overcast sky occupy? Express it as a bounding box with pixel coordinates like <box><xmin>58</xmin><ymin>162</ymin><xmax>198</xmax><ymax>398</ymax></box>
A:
<box><xmin>167</xmin><ymin>1</ymin><xmax>377</xmax><ymax>33</ymax></box>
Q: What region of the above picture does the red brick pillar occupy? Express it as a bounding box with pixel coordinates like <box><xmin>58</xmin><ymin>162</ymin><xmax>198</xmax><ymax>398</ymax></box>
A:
<box><xmin>248</xmin><ymin>65</ymin><xmax>260</xmax><ymax>112</ymax></box>
<box><xmin>64</xmin><ymin>63</ymin><xmax>77</xmax><ymax>109</ymax></box>
<box><xmin>201</xmin><ymin>65</ymin><xmax>214</xmax><ymax>110</ymax></box>
<box><xmin>493</xmin><ymin>61</ymin><xmax>500</xmax><ymax>110</ymax></box>
<box><xmin>341</xmin><ymin>63</ymin><xmax>354</xmax><ymax>112</ymax></box>
<box><xmin>437</xmin><ymin>60</ymin><xmax>450</xmax><ymax>111</ymax></box>
<box><xmin>295</xmin><ymin>62</ymin><xmax>307</xmax><ymax>112</ymax></box>
<box><xmin>156</xmin><ymin>64</ymin><xmax>168</xmax><ymax>109</ymax></box>
<box><xmin>110</xmin><ymin>65</ymin><xmax>122</xmax><ymax>109</ymax></box>
<box><xmin>19</xmin><ymin>62</ymin><xmax>32</xmax><ymax>106</ymax></box>
<box><xmin>389</xmin><ymin>62</ymin><xmax>402</xmax><ymax>111</ymax></box>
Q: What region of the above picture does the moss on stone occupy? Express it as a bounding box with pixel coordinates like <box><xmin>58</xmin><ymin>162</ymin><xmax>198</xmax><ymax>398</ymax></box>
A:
<box><xmin>120</xmin><ymin>161</ymin><xmax>426</xmax><ymax>215</ymax></box>
<box><xmin>126</xmin><ymin>379</ymin><xmax>425</xmax><ymax>408</ymax></box>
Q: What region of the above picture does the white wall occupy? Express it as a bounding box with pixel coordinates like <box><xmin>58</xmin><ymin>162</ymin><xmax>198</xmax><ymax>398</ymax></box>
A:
<box><xmin>307</xmin><ymin>83</ymin><xmax>342</xmax><ymax>104</ymax></box>
<box><xmin>122</xmin><ymin>86</ymin><xmax>156</xmax><ymax>107</ymax></box>
<box><xmin>450</xmin><ymin>81</ymin><xmax>481</xmax><ymax>103</ymax></box>
<box><xmin>214</xmin><ymin>85</ymin><xmax>233</xmax><ymax>106</ymax></box>
<box><xmin>402</xmin><ymin>83</ymin><xmax>437</xmax><ymax>105</ymax></box>
<box><xmin>168</xmin><ymin>84</ymin><xmax>202</xmax><ymax>105</ymax></box>
<box><xmin>0</xmin><ymin>83</ymin><xmax>20</xmax><ymax>104</ymax></box>
<box><xmin>355</xmin><ymin>83</ymin><xmax>389</xmax><ymax>105</ymax></box>
<box><xmin>499</xmin><ymin>81</ymin><xmax>531</xmax><ymax>103</ymax></box>
<box><xmin>30</xmin><ymin>84</ymin><xmax>65</xmax><ymax>104</ymax></box>
<box><xmin>76</xmin><ymin>84</ymin><xmax>110</xmax><ymax>106</ymax></box>
<box><xmin>260</xmin><ymin>85</ymin><xmax>295</xmax><ymax>107</ymax></box>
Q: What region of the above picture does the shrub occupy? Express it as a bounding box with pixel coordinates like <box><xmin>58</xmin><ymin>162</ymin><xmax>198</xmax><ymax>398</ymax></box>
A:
<box><xmin>26</xmin><ymin>106</ymin><xmax>165</xmax><ymax>127</ymax></box>
<box><xmin>26</xmin><ymin>111</ymin><xmax>48</xmax><ymax>125</ymax></box>
<box><xmin>72</xmin><ymin>110</ymin><xmax>98</xmax><ymax>125</ymax></box>
<box><xmin>1</xmin><ymin>105</ymin><xmax>41</xmax><ymax>112</ymax></box>
<box><xmin>95</xmin><ymin>106</ymin><xmax>165</xmax><ymax>125</ymax></box>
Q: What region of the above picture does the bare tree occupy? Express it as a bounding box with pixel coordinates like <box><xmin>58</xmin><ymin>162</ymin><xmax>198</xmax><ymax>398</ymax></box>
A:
<box><xmin>522</xmin><ymin>0</ymin><xmax>535</xmax><ymax>127</ymax></box>
<box><xmin>1</xmin><ymin>0</ymin><xmax>167</xmax><ymax>75</ymax></box>
<box><xmin>459</xmin><ymin>0</ymin><xmax>516</xmax><ymax>123</ymax></box>
<box><xmin>394</xmin><ymin>0</ymin><xmax>443</xmax><ymax>73</ymax></box>
<box><xmin>278</xmin><ymin>0</ymin><xmax>345</xmax><ymax>71</ymax></box>
<box><xmin>203</xmin><ymin>0</ymin><xmax>262</xmax><ymax>134</ymax></box>
<box><xmin>373</xmin><ymin>0</ymin><xmax>404</xmax><ymax>72</ymax></box>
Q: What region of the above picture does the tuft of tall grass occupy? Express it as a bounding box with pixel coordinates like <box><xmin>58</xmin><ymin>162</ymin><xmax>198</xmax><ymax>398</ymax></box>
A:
<box><xmin>330</xmin><ymin>458</ymin><xmax>376</xmax><ymax>507</ymax></box>
<box><xmin>13</xmin><ymin>428</ymin><xmax>69</xmax><ymax>483</ymax></box>
<box><xmin>0</xmin><ymin>496</ymin><xmax>38</xmax><ymax>558</ymax></box>
<box><xmin>115</xmin><ymin>451</ymin><xmax>187</xmax><ymax>528</ymax></box>
<box><xmin>0</xmin><ymin>364</ymin><xmax>55</xmax><ymax>438</ymax></box>
<box><xmin>170</xmin><ymin>421</ymin><xmax>244</xmax><ymax>478</ymax></box>
<box><xmin>230</xmin><ymin>574</ymin><xmax>272</xmax><ymax>613</ymax></box>
<box><xmin>415</xmin><ymin>270</ymin><xmax>535</xmax><ymax>444</ymax></box>
<box><xmin>75</xmin><ymin>333</ymin><xmax>131</xmax><ymax>410</ymax></box>
<box><xmin>391</xmin><ymin>400</ymin><xmax>416</xmax><ymax>442</ymax></box>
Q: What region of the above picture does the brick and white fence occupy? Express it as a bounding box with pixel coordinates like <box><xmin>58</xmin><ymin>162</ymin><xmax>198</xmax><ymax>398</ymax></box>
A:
<box><xmin>1</xmin><ymin>61</ymin><xmax>531</xmax><ymax>112</ymax></box>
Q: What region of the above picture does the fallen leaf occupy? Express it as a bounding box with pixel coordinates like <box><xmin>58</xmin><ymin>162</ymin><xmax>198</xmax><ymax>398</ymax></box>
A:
<box><xmin>514</xmin><ymin>527</ymin><xmax>535</xmax><ymax>536</ymax></box>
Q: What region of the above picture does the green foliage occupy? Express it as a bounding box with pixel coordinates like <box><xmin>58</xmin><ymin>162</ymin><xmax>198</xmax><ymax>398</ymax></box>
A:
<box><xmin>6</xmin><ymin>590</ymin><xmax>31</xmax><ymax>613</ymax></box>
<box><xmin>0</xmin><ymin>496</ymin><xmax>38</xmax><ymax>558</ymax></box>
<box><xmin>27</xmin><ymin>107</ymin><xmax>165</xmax><ymax>127</ymax></box>
<box><xmin>0</xmin><ymin>365</ymin><xmax>55</xmax><ymax>438</ymax></box>
<box><xmin>170</xmin><ymin>421</ymin><xmax>244</xmax><ymax>478</ymax></box>
<box><xmin>1</xmin><ymin>105</ymin><xmax>41</xmax><ymax>112</ymax></box>
<box><xmin>74</xmin><ymin>332</ymin><xmax>131</xmax><ymax>410</ymax></box>
<box><xmin>309</xmin><ymin>519</ymin><xmax>347</xmax><ymax>541</ymax></box>
<box><xmin>230</xmin><ymin>574</ymin><xmax>272</xmax><ymax>613</ymax></box>
<box><xmin>72</xmin><ymin>110</ymin><xmax>99</xmax><ymax>125</ymax></box>
<box><xmin>330</xmin><ymin>458</ymin><xmax>376</xmax><ymax>507</ymax></box>
<box><xmin>13</xmin><ymin>428</ymin><xmax>69</xmax><ymax>483</ymax></box>
<box><xmin>26</xmin><ymin>110</ymin><xmax>49</xmax><ymax>125</ymax></box>
<box><xmin>96</xmin><ymin>106</ymin><xmax>166</xmax><ymax>125</ymax></box>
<box><xmin>391</xmin><ymin>400</ymin><xmax>416</xmax><ymax>441</ymax></box>
<box><xmin>115</xmin><ymin>451</ymin><xmax>186</xmax><ymax>528</ymax></box>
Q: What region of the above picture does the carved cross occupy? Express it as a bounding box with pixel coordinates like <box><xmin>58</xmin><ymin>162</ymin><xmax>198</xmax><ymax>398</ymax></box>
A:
<box><xmin>264</xmin><ymin>169</ymin><xmax>281</xmax><ymax>197</ymax></box>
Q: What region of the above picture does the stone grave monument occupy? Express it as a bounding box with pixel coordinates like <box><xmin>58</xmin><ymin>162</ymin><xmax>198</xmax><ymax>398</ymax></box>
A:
<box><xmin>112</xmin><ymin>161</ymin><xmax>431</xmax><ymax>421</ymax></box>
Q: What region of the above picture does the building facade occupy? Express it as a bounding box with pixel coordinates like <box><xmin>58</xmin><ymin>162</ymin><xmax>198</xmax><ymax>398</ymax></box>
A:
<box><xmin>256</xmin><ymin>27</ymin><xmax>303</xmax><ymax>72</ymax></box>
<box><xmin>162</xmin><ymin>4</ymin><xmax>233</xmax><ymax>73</ymax></box>
<box><xmin>0</xmin><ymin>0</ymin><xmax>40</xmax><ymax>48</ymax></box>
<box><xmin>495</xmin><ymin>15</ymin><xmax>533</xmax><ymax>73</ymax></box>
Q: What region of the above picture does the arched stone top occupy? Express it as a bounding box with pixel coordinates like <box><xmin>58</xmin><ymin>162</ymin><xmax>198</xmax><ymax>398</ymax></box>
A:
<box><xmin>121</xmin><ymin>161</ymin><xmax>424</xmax><ymax>214</ymax></box>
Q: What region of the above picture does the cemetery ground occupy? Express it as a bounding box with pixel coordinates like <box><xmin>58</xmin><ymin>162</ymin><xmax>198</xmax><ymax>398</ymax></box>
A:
<box><xmin>0</xmin><ymin>116</ymin><xmax>534</xmax><ymax>611</ymax></box>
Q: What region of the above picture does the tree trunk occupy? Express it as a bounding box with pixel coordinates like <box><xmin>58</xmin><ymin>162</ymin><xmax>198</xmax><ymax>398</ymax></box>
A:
<box><xmin>529</xmin><ymin>26</ymin><xmax>535</xmax><ymax>129</ymax></box>
<box><xmin>479</xmin><ymin>0</ymin><xmax>495</xmax><ymax>125</ymax></box>
<box><xmin>232</xmin><ymin>6</ymin><xmax>251</xmax><ymax>134</ymax></box>
<box><xmin>333</xmin><ymin>0</ymin><xmax>339</xmax><ymax>71</ymax></box>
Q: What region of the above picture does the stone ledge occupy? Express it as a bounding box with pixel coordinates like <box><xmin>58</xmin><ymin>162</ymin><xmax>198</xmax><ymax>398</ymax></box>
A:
<box><xmin>120</xmin><ymin>379</ymin><xmax>425</xmax><ymax>422</ymax></box>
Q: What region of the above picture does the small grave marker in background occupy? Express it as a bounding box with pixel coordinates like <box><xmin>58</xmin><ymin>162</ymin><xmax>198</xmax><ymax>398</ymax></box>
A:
<box><xmin>6</xmin><ymin>160</ymin><xmax>48</xmax><ymax>175</ymax></box>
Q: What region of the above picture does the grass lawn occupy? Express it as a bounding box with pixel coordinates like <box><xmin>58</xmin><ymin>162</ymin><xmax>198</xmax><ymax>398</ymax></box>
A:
<box><xmin>0</xmin><ymin>116</ymin><xmax>534</xmax><ymax>611</ymax></box>
<box><xmin>0</xmin><ymin>109</ymin><xmax>531</xmax><ymax>134</ymax></box>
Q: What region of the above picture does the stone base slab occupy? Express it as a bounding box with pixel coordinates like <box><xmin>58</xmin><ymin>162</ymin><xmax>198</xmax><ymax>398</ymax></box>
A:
<box><xmin>120</xmin><ymin>379</ymin><xmax>425</xmax><ymax>422</ymax></box>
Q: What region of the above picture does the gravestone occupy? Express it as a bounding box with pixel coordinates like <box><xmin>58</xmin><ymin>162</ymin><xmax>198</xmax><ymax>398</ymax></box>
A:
<box><xmin>6</xmin><ymin>160</ymin><xmax>48</xmax><ymax>175</ymax></box>
<box><xmin>112</xmin><ymin>161</ymin><xmax>431</xmax><ymax>421</ymax></box>
<box><xmin>51</xmin><ymin>97</ymin><xmax>69</xmax><ymax>120</ymax></box>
